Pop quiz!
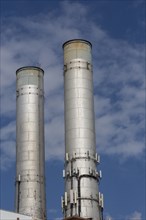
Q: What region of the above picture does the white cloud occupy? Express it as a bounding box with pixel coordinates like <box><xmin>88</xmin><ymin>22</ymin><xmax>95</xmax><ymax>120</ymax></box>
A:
<box><xmin>105</xmin><ymin>214</ymin><xmax>113</xmax><ymax>220</ymax></box>
<box><xmin>0</xmin><ymin>1</ymin><xmax>145</xmax><ymax>170</ymax></box>
<box><xmin>126</xmin><ymin>211</ymin><xmax>142</xmax><ymax>220</ymax></box>
<box><xmin>45</xmin><ymin>116</ymin><xmax>64</xmax><ymax>161</ymax></box>
<box><xmin>48</xmin><ymin>209</ymin><xmax>57</xmax><ymax>214</ymax></box>
<box><xmin>93</xmin><ymin>31</ymin><xmax>145</xmax><ymax>159</ymax></box>
<box><xmin>0</xmin><ymin>121</ymin><xmax>16</xmax><ymax>170</ymax></box>
<box><xmin>0</xmin><ymin>140</ymin><xmax>16</xmax><ymax>170</ymax></box>
<box><xmin>104</xmin><ymin>211</ymin><xmax>142</xmax><ymax>220</ymax></box>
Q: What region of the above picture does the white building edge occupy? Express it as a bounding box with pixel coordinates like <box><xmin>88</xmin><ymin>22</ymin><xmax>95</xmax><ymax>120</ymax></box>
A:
<box><xmin>0</xmin><ymin>209</ymin><xmax>32</xmax><ymax>220</ymax></box>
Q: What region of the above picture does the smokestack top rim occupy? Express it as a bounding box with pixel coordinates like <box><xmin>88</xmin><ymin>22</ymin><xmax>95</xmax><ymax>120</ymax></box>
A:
<box><xmin>16</xmin><ymin>66</ymin><xmax>44</xmax><ymax>75</ymax></box>
<box><xmin>62</xmin><ymin>39</ymin><xmax>92</xmax><ymax>49</ymax></box>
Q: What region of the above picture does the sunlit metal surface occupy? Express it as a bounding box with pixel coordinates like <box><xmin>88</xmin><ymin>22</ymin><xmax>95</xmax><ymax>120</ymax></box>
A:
<box><xmin>15</xmin><ymin>66</ymin><xmax>46</xmax><ymax>220</ymax></box>
<box><xmin>62</xmin><ymin>40</ymin><xmax>103</xmax><ymax>220</ymax></box>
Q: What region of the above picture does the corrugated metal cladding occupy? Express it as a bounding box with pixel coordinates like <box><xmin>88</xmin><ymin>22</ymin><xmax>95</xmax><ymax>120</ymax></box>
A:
<box><xmin>62</xmin><ymin>40</ymin><xmax>103</xmax><ymax>220</ymax></box>
<box><xmin>0</xmin><ymin>210</ymin><xmax>32</xmax><ymax>220</ymax></box>
<box><xmin>15</xmin><ymin>67</ymin><xmax>46</xmax><ymax>220</ymax></box>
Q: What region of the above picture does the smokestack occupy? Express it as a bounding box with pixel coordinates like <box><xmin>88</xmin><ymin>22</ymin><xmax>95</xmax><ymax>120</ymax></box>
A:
<box><xmin>15</xmin><ymin>66</ymin><xmax>46</xmax><ymax>220</ymax></box>
<box><xmin>62</xmin><ymin>40</ymin><xmax>103</xmax><ymax>220</ymax></box>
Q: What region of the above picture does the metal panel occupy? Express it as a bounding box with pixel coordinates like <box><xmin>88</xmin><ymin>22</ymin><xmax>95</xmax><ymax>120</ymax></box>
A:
<box><xmin>62</xmin><ymin>40</ymin><xmax>102</xmax><ymax>220</ymax></box>
<box><xmin>15</xmin><ymin>66</ymin><xmax>46</xmax><ymax>220</ymax></box>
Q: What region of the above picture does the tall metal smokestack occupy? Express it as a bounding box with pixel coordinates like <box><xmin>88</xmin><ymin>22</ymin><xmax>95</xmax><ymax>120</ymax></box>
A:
<box><xmin>15</xmin><ymin>66</ymin><xmax>46</xmax><ymax>220</ymax></box>
<box><xmin>62</xmin><ymin>40</ymin><xmax>103</xmax><ymax>220</ymax></box>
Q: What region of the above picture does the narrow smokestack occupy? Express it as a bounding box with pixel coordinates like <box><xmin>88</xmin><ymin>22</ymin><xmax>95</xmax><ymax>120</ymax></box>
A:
<box><xmin>62</xmin><ymin>40</ymin><xmax>103</xmax><ymax>220</ymax></box>
<box><xmin>15</xmin><ymin>66</ymin><xmax>46</xmax><ymax>220</ymax></box>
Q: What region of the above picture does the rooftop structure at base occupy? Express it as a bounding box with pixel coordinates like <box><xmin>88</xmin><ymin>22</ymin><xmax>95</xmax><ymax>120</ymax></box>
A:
<box><xmin>0</xmin><ymin>210</ymin><xmax>32</xmax><ymax>220</ymax></box>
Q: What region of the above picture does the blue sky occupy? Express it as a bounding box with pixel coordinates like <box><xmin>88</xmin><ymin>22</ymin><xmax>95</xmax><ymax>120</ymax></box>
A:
<box><xmin>0</xmin><ymin>0</ymin><xmax>145</xmax><ymax>220</ymax></box>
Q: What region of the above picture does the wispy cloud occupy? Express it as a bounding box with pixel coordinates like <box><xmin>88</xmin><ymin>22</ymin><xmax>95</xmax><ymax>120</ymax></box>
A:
<box><xmin>0</xmin><ymin>1</ymin><xmax>145</xmax><ymax>170</ymax></box>
<box><xmin>126</xmin><ymin>211</ymin><xmax>142</xmax><ymax>220</ymax></box>
<box><xmin>94</xmin><ymin>38</ymin><xmax>145</xmax><ymax>159</ymax></box>
<box><xmin>105</xmin><ymin>211</ymin><xmax>142</xmax><ymax>220</ymax></box>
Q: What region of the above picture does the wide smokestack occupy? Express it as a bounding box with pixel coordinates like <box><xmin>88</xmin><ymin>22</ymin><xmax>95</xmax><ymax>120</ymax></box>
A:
<box><xmin>15</xmin><ymin>66</ymin><xmax>46</xmax><ymax>220</ymax></box>
<box><xmin>62</xmin><ymin>40</ymin><xmax>103</xmax><ymax>219</ymax></box>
